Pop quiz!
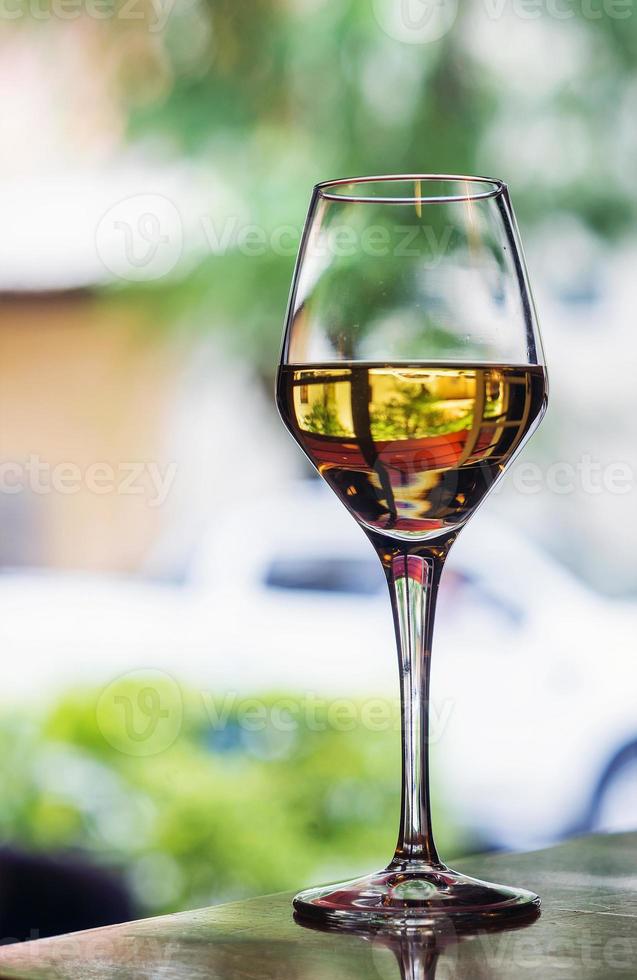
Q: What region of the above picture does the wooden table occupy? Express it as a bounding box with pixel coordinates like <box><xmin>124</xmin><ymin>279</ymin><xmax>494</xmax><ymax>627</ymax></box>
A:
<box><xmin>0</xmin><ymin>833</ymin><xmax>634</xmax><ymax>979</ymax></box>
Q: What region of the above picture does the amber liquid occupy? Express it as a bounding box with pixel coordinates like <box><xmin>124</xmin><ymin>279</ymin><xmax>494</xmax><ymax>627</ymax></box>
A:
<box><xmin>277</xmin><ymin>363</ymin><xmax>547</xmax><ymax>539</ymax></box>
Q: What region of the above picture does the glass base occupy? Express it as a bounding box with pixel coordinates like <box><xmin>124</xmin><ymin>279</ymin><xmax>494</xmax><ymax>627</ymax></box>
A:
<box><xmin>293</xmin><ymin>864</ymin><xmax>540</xmax><ymax>930</ymax></box>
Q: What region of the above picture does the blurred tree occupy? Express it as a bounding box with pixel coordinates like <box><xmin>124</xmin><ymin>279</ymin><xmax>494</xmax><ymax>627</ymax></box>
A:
<box><xmin>84</xmin><ymin>0</ymin><xmax>635</xmax><ymax>371</ymax></box>
<box><xmin>0</xmin><ymin>685</ymin><xmax>465</xmax><ymax>915</ymax></box>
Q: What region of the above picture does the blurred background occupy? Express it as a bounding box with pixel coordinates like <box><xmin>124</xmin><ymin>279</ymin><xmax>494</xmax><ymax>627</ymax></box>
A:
<box><xmin>0</xmin><ymin>0</ymin><xmax>636</xmax><ymax>941</ymax></box>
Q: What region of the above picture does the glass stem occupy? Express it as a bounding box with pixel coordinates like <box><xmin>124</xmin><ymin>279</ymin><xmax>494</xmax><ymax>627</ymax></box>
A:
<box><xmin>373</xmin><ymin>533</ymin><xmax>455</xmax><ymax>870</ymax></box>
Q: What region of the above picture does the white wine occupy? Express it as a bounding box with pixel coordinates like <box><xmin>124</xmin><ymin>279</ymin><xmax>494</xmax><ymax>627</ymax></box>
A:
<box><xmin>277</xmin><ymin>362</ymin><xmax>546</xmax><ymax>539</ymax></box>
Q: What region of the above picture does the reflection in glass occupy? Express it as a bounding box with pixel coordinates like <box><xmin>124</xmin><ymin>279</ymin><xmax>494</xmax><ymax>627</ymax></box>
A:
<box><xmin>296</xmin><ymin>904</ymin><xmax>541</xmax><ymax>980</ymax></box>
<box><xmin>279</xmin><ymin>363</ymin><xmax>544</xmax><ymax>538</ymax></box>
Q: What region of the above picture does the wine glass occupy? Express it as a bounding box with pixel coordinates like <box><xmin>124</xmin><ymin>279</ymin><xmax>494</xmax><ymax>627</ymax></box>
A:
<box><xmin>276</xmin><ymin>175</ymin><xmax>547</xmax><ymax>928</ymax></box>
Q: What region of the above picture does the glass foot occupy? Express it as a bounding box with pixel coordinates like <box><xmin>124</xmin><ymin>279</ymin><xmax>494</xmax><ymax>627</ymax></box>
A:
<box><xmin>293</xmin><ymin>864</ymin><xmax>540</xmax><ymax>930</ymax></box>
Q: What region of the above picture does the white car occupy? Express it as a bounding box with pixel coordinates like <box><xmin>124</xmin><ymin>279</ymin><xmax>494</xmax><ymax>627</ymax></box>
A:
<box><xmin>1</xmin><ymin>480</ymin><xmax>635</xmax><ymax>851</ymax></box>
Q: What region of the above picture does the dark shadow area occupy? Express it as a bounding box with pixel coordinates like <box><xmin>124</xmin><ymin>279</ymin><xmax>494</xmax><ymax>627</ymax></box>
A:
<box><xmin>0</xmin><ymin>848</ymin><xmax>135</xmax><ymax>945</ymax></box>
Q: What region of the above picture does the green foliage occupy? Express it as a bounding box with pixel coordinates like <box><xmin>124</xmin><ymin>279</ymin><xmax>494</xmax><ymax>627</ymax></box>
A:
<box><xmin>303</xmin><ymin>401</ymin><xmax>348</xmax><ymax>436</ymax></box>
<box><xmin>0</xmin><ymin>684</ymin><xmax>464</xmax><ymax>915</ymax></box>
<box><xmin>370</xmin><ymin>383</ymin><xmax>473</xmax><ymax>441</ymax></box>
<box><xmin>88</xmin><ymin>0</ymin><xmax>637</xmax><ymax>372</ymax></box>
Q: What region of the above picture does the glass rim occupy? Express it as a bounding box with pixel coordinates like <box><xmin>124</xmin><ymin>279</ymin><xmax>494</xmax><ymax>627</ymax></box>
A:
<box><xmin>315</xmin><ymin>174</ymin><xmax>507</xmax><ymax>205</ymax></box>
